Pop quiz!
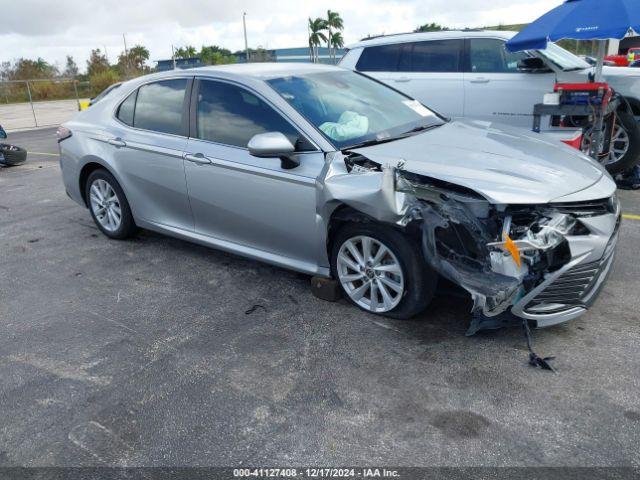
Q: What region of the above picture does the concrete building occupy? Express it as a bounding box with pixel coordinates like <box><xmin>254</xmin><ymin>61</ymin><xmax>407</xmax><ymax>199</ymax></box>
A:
<box><xmin>155</xmin><ymin>57</ymin><xmax>204</xmax><ymax>72</ymax></box>
<box><xmin>155</xmin><ymin>46</ymin><xmax>346</xmax><ymax>71</ymax></box>
<box><xmin>236</xmin><ymin>47</ymin><xmax>345</xmax><ymax>64</ymax></box>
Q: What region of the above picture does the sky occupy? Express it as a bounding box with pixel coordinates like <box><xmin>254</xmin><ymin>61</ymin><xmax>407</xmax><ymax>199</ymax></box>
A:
<box><xmin>0</xmin><ymin>0</ymin><xmax>563</xmax><ymax>74</ymax></box>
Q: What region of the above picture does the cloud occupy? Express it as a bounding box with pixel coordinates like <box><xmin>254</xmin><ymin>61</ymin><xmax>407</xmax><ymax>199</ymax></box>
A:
<box><xmin>0</xmin><ymin>0</ymin><xmax>562</xmax><ymax>72</ymax></box>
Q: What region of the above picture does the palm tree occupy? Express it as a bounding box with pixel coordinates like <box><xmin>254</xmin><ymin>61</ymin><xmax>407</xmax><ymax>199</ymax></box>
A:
<box><xmin>330</xmin><ymin>31</ymin><xmax>344</xmax><ymax>63</ymax></box>
<box><xmin>326</xmin><ymin>10</ymin><xmax>344</xmax><ymax>64</ymax></box>
<box><xmin>175</xmin><ymin>45</ymin><xmax>197</xmax><ymax>59</ymax></box>
<box><xmin>308</xmin><ymin>17</ymin><xmax>327</xmax><ymax>63</ymax></box>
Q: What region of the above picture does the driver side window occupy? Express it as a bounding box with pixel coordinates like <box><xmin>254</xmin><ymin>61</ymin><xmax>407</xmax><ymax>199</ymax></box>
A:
<box><xmin>195</xmin><ymin>80</ymin><xmax>310</xmax><ymax>150</ymax></box>
<box><xmin>469</xmin><ymin>39</ymin><xmax>529</xmax><ymax>73</ymax></box>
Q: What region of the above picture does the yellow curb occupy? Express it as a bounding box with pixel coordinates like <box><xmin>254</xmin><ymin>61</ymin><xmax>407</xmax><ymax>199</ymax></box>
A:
<box><xmin>623</xmin><ymin>214</ymin><xmax>640</xmax><ymax>221</ymax></box>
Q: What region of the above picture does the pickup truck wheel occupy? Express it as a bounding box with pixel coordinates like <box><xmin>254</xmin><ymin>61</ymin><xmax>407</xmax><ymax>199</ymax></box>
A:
<box><xmin>582</xmin><ymin>109</ymin><xmax>640</xmax><ymax>174</ymax></box>
<box><xmin>330</xmin><ymin>223</ymin><xmax>437</xmax><ymax>320</ymax></box>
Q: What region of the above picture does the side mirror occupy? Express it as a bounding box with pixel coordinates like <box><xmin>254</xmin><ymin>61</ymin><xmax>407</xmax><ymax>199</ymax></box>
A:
<box><xmin>0</xmin><ymin>125</ymin><xmax>6</xmax><ymax>140</ymax></box>
<box><xmin>248</xmin><ymin>132</ymin><xmax>300</xmax><ymax>169</ymax></box>
<box><xmin>517</xmin><ymin>57</ymin><xmax>551</xmax><ymax>73</ymax></box>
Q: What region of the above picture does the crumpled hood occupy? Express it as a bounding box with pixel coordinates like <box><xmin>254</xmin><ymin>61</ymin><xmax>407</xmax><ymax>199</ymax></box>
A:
<box><xmin>352</xmin><ymin>119</ymin><xmax>611</xmax><ymax>205</ymax></box>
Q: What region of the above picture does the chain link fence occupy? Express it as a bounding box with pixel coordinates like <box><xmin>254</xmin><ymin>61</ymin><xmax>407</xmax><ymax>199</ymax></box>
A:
<box><xmin>0</xmin><ymin>79</ymin><xmax>92</xmax><ymax>131</ymax></box>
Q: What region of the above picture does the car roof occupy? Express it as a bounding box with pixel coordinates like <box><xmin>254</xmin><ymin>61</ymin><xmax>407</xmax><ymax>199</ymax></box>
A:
<box><xmin>346</xmin><ymin>30</ymin><xmax>516</xmax><ymax>49</ymax></box>
<box><xmin>129</xmin><ymin>62</ymin><xmax>343</xmax><ymax>86</ymax></box>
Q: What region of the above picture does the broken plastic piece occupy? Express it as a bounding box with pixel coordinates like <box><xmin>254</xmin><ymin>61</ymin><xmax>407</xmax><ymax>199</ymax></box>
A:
<box><xmin>466</xmin><ymin>311</ymin><xmax>522</xmax><ymax>336</ymax></box>
<box><xmin>503</xmin><ymin>233</ymin><xmax>522</xmax><ymax>268</ymax></box>
<box><xmin>522</xmin><ymin>318</ymin><xmax>556</xmax><ymax>373</ymax></box>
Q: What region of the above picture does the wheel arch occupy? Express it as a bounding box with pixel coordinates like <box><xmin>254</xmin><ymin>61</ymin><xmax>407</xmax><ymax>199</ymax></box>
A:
<box><xmin>78</xmin><ymin>159</ymin><xmax>119</xmax><ymax>208</ymax></box>
<box><xmin>621</xmin><ymin>96</ymin><xmax>640</xmax><ymax>116</ymax></box>
<box><xmin>325</xmin><ymin>204</ymin><xmax>421</xmax><ymax>262</ymax></box>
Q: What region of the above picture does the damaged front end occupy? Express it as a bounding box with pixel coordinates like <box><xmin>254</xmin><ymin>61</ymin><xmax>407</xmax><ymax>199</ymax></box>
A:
<box><xmin>321</xmin><ymin>151</ymin><xmax>620</xmax><ymax>334</ymax></box>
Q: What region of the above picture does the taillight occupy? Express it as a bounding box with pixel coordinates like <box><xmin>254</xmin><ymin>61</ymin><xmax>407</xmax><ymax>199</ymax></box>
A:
<box><xmin>57</xmin><ymin>126</ymin><xmax>72</xmax><ymax>142</ymax></box>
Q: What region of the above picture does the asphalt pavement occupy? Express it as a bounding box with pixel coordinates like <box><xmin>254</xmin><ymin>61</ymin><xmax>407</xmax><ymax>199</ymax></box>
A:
<box><xmin>1</xmin><ymin>127</ymin><xmax>639</xmax><ymax>468</ymax></box>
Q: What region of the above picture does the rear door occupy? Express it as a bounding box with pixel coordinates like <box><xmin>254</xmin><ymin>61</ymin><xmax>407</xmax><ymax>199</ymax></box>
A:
<box><xmin>355</xmin><ymin>39</ymin><xmax>464</xmax><ymax>117</ymax></box>
<box><xmin>463</xmin><ymin>38</ymin><xmax>556</xmax><ymax>127</ymax></box>
<box><xmin>109</xmin><ymin>78</ymin><xmax>193</xmax><ymax>230</ymax></box>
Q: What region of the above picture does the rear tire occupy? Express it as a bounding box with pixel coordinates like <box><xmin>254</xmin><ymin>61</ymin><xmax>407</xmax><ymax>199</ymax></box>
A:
<box><xmin>330</xmin><ymin>222</ymin><xmax>437</xmax><ymax>320</ymax></box>
<box><xmin>0</xmin><ymin>144</ymin><xmax>27</xmax><ymax>166</ymax></box>
<box><xmin>85</xmin><ymin>169</ymin><xmax>137</xmax><ymax>240</ymax></box>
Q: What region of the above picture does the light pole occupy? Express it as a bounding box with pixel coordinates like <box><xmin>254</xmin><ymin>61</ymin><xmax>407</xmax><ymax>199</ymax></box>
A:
<box><xmin>243</xmin><ymin>12</ymin><xmax>250</xmax><ymax>63</ymax></box>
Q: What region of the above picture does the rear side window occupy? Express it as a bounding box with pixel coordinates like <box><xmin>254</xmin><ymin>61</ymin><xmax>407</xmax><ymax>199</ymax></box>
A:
<box><xmin>356</xmin><ymin>40</ymin><xmax>463</xmax><ymax>73</ymax></box>
<box><xmin>407</xmin><ymin>40</ymin><xmax>463</xmax><ymax>72</ymax></box>
<box><xmin>356</xmin><ymin>44</ymin><xmax>404</xmax><ymax>72</ymax></box>
<box><xmin>195</xmin><ymin>80</ymin><xmax>303</xmax><ymax>148</ymax></box>
<box><xmin>133</xmin><ymin>79</ymin><xmax>188</xmax><ymax>135</ymax></box>
<box><xmin>116</xmin><ymin>90</ymin><xmax>136</xmax><ymax>126</ymax></box>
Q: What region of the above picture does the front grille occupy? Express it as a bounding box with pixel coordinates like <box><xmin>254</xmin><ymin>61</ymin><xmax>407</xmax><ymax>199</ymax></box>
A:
<box><xmin>525</xmin><ymin>225</ymin><xmax>618</xmax><ymax>315</ymax></box>
<box><xmin>550</xmin><ymin>197</ymin><xmax>615</xmax><ymax>216</ymax></box>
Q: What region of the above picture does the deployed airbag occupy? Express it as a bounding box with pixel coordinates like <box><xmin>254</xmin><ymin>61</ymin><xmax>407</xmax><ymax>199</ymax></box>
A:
<box><xmin>320</xmin><ymin>111</ymin><xmax>369</xmax><ymax>142</ymax></box>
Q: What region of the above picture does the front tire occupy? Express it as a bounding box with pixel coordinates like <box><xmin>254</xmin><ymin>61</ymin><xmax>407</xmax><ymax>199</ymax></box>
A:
<box><xmin>85</xmin><ymin>169</ymin><xmax>137</xmax><ymax>239</ymax></box>
<box><xmin>330</xmin><ymin>223</ymin><xmax>437</xmax><ymax>319</ymax></box>
<box><xmin>582</xmin><ymin>108</ymin><xmax>640</xmax><ymax>174</ymax></box>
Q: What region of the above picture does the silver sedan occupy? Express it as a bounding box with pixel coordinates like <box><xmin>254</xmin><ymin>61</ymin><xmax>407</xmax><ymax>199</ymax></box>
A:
<box><xmin>58</xmin><ymin>63</ymin><xmax>620</xmax><ymax>331</ymax></box>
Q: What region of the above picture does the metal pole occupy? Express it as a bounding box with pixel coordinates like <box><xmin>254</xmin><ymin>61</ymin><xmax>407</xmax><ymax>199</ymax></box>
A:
<box><xmin>594</xmin><ymin>39</ymin><xmax>606</xmax><ymax>83</ymax></box>
<box><xmin>73</xmin><ymin>80</ymin><xmax>81</xmax><ymax>111</ymax></box>
<box><xmin>243</xmin><ymin>13</ymin><xmax>250</xmax><ymax>63</ymax></box>
<box><xmin>171</xmin><ymin>45</ymin><xmax>177</xmax><ymax>69</ymax></box>
<box><xmin>589</xmin><ymin>40</ymin><xmax>608</xmax><ymax>160</ymax></box>
<box><xmin>308</xmin><ymin>23</ymin><xmax>312</xmax><ymax>62</ymax></box>
<box><xmin>123</xmin><ymin>33</ymin><xmax>129</xmax><ymax>76</ymax></box>
<box><xmin>26</xmin><ymin>81</ymin><xmax>38</xmax><ymax>127</ymax></box>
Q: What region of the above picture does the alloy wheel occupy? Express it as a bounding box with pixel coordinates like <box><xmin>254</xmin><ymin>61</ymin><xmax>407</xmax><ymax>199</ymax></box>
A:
<box><xmin>89</xmin><ymin>179</ymin><xmax>122</xmax><ymax>232</ymax></box>
<box><xmin>336</xmin><ymin>235</ymin><xmax>405</xmax><ymax>313</ymax></box>
<box><xmin>582</xmin><ymin>119</ymin><xmax>630</xmax><ymax>166</ymax></box>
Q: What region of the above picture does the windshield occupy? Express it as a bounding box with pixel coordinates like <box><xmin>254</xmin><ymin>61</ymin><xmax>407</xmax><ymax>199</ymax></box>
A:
<box><xmin>538</xmin><ymin>43</ymin><xmax>590</xmax><ymax>71</ymax></box>
<box><xmin>267</xmin><ymin>70</ymin><xmax>443</xmax><ymax>149</ymax></box>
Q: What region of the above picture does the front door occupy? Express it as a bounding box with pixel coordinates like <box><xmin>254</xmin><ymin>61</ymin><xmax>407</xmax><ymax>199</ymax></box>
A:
<box><xmin>183</xmin><ymin>78</ymin><xmax>325</xmax><ymax>269</ymax></box>
<box><xmin>463</xmin><ymin>38</ymin><xmax>556</xmax><ymax>127</ymax></box>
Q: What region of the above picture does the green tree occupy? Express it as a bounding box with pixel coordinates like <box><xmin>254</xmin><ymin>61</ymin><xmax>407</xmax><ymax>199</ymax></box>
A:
<box><xmin>86</xmin><ymin>49</ymin><xmax>110</xmax><ymax>77</ymax></box>
<box><xmin>414</xmin><ymin>22</ymin><xmax>448</xmax><ymax>33</ymax></box>
<box><xmin>117</xmin><ymin>45</ymin><xmax>150</xmax><ymax>76</ymax></box>
<box><xmin>174</xmin><ymin>45</ymin><xmax>198</xmax><ymax>59</ymax></box>
<box><xmin>90</xmin><ymin>69</ymin><xmax>120</xmax><ymax>96</ymax></box>
<box><xmin>308</xmin><ymin>17</ymin><xmax>328</xmax><ymax>63</ymax></box>
<box><xmin>5</xmin><ymin>58</ymin><xmax>58</xmax><ymax>80</ymax></box>
<box><xmin>200</xmin><ymin>45</ymin><xmax>236</xmax><ymax>65</ymax></box>
<box><xmin>330</xmin><ymin>31</ymin><xmax>345</xmax><ymax>62</ymax></box>
<box><xmin>326</xmin><ymin>10</ymin><xmax>344</xmax><ymax>64</ymax></box>
<box><xmin>64</xmin><ymin>55</ymin><xmax>79</xmax><ymax>78</ymax></box>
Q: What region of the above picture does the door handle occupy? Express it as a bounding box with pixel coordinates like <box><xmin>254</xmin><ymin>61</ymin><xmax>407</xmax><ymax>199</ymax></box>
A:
<box><xmin>107</xmin><ymin>138</ymin><xmax>127</xmax><ymax>148</ymax></box>
<box><xmin>470</xmin><ymin>77</ymin><xmax>490</xmax><ymax>84</ymax></box>
<box><xmin>184</xmin><ymin>153</ymin><xmax>212</xmax><ymax>165</ymax></box>
<box><xmin>395</xmin><ymin>77</ymin><xmax>411</xmax><ymax>83</ymax></box>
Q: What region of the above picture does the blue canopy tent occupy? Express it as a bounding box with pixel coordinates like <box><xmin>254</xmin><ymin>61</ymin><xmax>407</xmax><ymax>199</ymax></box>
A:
<box><xmin>506</xmin><ymin>0</ymin><xmax>640</xmax><ymax>81</ymax></box>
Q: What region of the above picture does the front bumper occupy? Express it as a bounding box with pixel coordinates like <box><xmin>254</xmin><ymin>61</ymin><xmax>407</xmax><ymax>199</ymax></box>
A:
<box><xmin>511</xmin><ymin>211</ymin><xmax>621</xmax><ymax>328</ymax></box>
